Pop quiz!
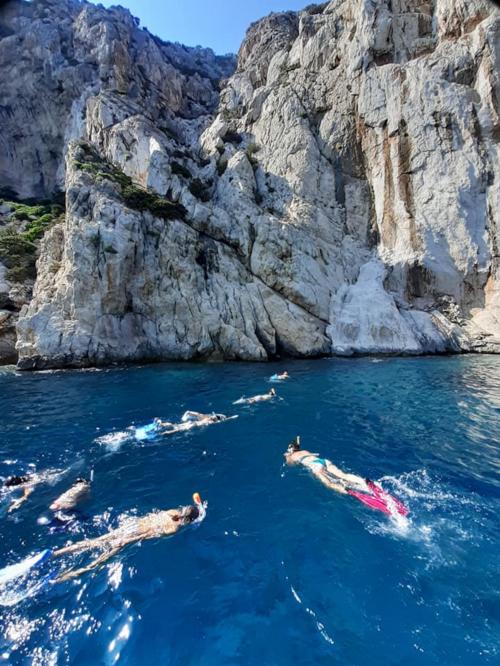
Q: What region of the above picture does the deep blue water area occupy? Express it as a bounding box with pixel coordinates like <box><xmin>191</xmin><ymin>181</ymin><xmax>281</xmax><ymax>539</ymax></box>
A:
<box><xmin>0</xmin><ymin>355</ymin><xmax>499</xmax><ymax>665</ymax></box>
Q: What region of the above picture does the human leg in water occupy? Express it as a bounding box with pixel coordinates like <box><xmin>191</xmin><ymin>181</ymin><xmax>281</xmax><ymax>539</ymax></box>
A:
<box><xmin>56</xmin><ymin>546</ymin><xmax>122</xmax><ymax>582</ymax></box>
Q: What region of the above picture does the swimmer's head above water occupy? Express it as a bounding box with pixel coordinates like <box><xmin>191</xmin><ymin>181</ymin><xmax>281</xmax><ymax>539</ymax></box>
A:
<box><xmin>5</xmin><ymin>475</ymin><xmax>30</xmax><ymax>487</ymax></box>
<box><xmin>284</xmin><ymin>436</ymin><xmax>301</xmax><ymax>463</ymax></box>
<box><xmin>269</xmin><ymin>388</ymin><xmax>277</xmax><ymax>396</ymax></box>
<box><xmin>173</xmin><ymin>492</ymin><xmax>204</xmax><ymax>525</ymax></box>
<box><xmin>173</xmin><ymin>504</ymin><xmax>200</xmax><ymax>525</ymax></box>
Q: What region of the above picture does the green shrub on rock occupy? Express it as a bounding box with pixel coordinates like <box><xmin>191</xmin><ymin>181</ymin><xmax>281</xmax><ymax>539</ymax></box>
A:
<box><xmin>23</xmin><ymin>213</ymin><xmax>58</xmax><ymax>242</ymax></box>
<box><xmin>121</xmin><ymin>184</ymin><xmax>187</xmax><ymax>220</ymax></box>
<box><xmin>0</xmin><ymin>193</ymin><xmax>66</xmax><ymax>282</ymax></box>
<box><xmin>74</xmin><ymin>147</ymin><xmax>187</xmax><ymax>222</ymax></box>
<box><xmin>0</xmin><ymin>232</ymin><xmax>37</xmax><ymax>281</ymax></box>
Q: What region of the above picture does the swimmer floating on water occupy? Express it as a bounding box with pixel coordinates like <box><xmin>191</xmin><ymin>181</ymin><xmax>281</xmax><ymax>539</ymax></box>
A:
<box><xmin>270</xmin><ymin>371</ymin><xmax>289</xmax><ymax>381</ymax></box>
<box><xmin>233</xmin><ymin>388</ymin><xmax>277</xmax><ymax>405</ymax></box>
<box><xmin>2</xmin><ymin>470</ymin><xmax>61</xmax><ymax>514</ymax></box>
<box><xmin>50</xmin><ymin>478</ymin><xmax>91</xmax><ymax>513</ymax></box>
<box><xmin>152</xmin><ymin>411</ymin><xmax>237</xmax><ymax>437</ymax></box>
<box><xmin>284</xmin><ymin>437</ymin><xmax>408</xmax><ymax>517</ymax></box>
<box><xmin>101</xmin><ymin>412</ymin><xmax>237</xmax><ymax>445</ymax></box>
<box><xmin>51</xmin><ymin>493</ymin><xmax>206</xmax><ymax>582</ymax></box>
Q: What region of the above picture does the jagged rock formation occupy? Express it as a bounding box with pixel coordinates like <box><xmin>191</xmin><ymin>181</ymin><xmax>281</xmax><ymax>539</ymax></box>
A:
<box><xmin>0</xmin><ymin>0</ymin><xmax>499</xmax><ymax>368</ymax></box>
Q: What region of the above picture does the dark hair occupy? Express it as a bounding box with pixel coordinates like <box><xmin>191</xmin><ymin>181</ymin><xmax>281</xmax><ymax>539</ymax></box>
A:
<box><xmin>287</xmin><ymin>436</ymin><xmax>301</xmax><ymax>452</ymax></box>
<box><xmin>75</xmin><ymin>478</ymin><xmax>90</xmax><ymax>485</ymax></box>
<box><xmin>5</xmin><ymin>475</ymin><xmax>29</xmax><ymax>487</ymax></box>
<box><xmin>183</xmin><ymin>505</ymin><xmax>200</xmax><ymax>524</ymax></box>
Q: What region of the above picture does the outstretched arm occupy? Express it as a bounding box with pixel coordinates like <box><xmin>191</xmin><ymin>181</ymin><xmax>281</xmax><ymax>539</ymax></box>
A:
<box><xmin>7</xmin><ymin>487</ymin><xmax>34</xmax><ymax>513</ymax></box>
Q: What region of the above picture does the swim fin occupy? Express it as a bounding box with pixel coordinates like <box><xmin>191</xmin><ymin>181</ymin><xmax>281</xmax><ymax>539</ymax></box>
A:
<box><xmin>0</xmin><ymin>549</ymin><xmax>52</xmax><ymax>586</ymax></box>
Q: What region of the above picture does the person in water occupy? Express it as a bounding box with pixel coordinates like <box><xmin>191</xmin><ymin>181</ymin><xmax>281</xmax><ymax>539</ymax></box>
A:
<box><xmin>234</xmin><ymin>388</ymin><xmax>277</xmax><ymax>405</ymax></box>
<box><xmin>2</xmin><ymin>471</ymin><xmax>61</xmax><ymax>514</ymax></box>
<box><xmin>154</xmin><ymin>411</ymin><xmax>235</xmax><ymax>435</ymax></box>
<box><xmin>284</xmin><ymin>437</ymin><xmax>408</xmax><ymax>517</ymax></box>
<box><xmin>3</xmin><ymin>475</ymin><xmax>36</xmax><ymax>513</ymax></box>
<box><xmin>50</xmin><ymin>478</ymin><xmax>91</xmax><ymax>512</ymax></box>
<box><xmin>274</xmin><ymin>371</ymin><xmax>289</xmax><ymax>380</ymax></box>
<box><xmin>53</xmin><ymin>493</ymin><xmax>205</xmax><ymax>582</ymax></box>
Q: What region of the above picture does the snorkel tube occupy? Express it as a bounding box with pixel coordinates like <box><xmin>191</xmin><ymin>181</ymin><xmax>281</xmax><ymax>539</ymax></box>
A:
<box><xmin>191</xmin><ymin>492</ymin><xmax>207</xmax><ymax>524</ymax></box>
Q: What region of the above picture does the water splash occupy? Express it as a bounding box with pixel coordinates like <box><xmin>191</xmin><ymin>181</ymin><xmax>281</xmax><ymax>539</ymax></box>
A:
<box><xmin>95</xmin><ymin>430</ymin><xmax>131</xmax><ymax>452</ymax></box>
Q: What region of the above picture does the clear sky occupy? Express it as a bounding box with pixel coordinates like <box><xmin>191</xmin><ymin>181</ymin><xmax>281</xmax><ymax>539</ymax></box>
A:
<box><xmin>91</xmin><ymin>0</ymin><xmax>310</xmax><ymax>54</ymax></box>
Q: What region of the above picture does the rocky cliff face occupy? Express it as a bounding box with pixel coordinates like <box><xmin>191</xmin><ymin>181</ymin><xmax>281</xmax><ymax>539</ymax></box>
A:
<box><xmin>1</xmin><ymin>0</ymin><xmax>499</xmax><ymax>368</ymax></box>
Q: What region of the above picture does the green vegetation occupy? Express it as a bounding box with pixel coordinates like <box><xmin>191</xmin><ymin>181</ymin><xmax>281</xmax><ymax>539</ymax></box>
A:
<box><xmin>0</xmin><ymin>232</ymin><xmax>38</xmax><ymax>282</ymax></box>
<box><xmin>0</xmin><ymin>194</ymin><xmax>65</xmax><ymax>281</ymax></box>
<box><xmin>74</xmin><ymin>145</ymin><xmax>187</xmax><ymax>222</ymax></box>
<box><xmin>121</xmin><ymin>184</ymin><xmax>187</xmax><ymax>220</ymax></box>
<box><xmin>23</xmin><ymin>213</ymin><xmax>59</xmax><ymax>243</ymax></box>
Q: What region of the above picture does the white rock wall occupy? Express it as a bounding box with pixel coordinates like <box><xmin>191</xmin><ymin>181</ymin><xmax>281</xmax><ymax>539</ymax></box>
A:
<box><xmin>5</xmin><ymin>0</ymin><xmax>500</xmax><ymax>367</ymax></box>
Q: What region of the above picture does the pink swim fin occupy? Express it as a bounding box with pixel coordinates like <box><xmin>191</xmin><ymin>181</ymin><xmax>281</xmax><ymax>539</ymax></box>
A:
<box><xmin>347</xmin><ymin>481</ymin><xmax>409</xmax><ymax>517</ymax></box>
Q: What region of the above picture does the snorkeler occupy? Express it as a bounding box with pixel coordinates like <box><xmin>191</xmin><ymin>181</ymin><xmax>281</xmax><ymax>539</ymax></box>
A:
<box><xmin>50</xmin><ymin>478</ymin><xmax>91</xmax><ymax>512</ymax></box>
<box><xmin>233</xmin><ymin>388</ymin><xmax>277</xmax><ymax>405</ymax></box>
<box><xmin>270</xmin><ymin>371</ymin><xmax>289</xmax><ymax>381</ymax></box>
<box><xmin>2</xmin><ymin>470</ymin><xmax>61</xmax><ymax>514</ymax></box>
<box><xmin>153</xmin><ymin>411</ymin><xmax>237</xmax><ymax>436</ymax></box>
<box><xmin>52</xmin><ymin>493</ymin><xmax>206</xmax><ymax>582</ymax></box>
<box><xmin>103</xmin><ymin>411</ymin><xmax>237</xmax><ymax>445</ymax></box>
<box><xmin>284</xmin><ymin>437</ymin><xmax>408</xmax><ymax>517</ymax></box>
<box><xmin>3</xmin><ymin>475</ymin><xmax>36</xmax><ymax>513</ymax></box>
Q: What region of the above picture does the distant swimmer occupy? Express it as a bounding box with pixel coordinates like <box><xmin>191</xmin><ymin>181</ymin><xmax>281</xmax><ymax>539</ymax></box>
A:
<box><xmin>233</xmin><ymin>388</ymin><xmax>277</xmax><ymax>405</ymax></box>
<box><xmin>50</xmin><ymin>478</ymin><xmax>91</xmax><ymax>513</ymax></box>
<box><xmin>270</xmin><ymin>371</ymin><xmax>289</xmax><ymax>381</ymax></box>
<box><xmin>2</xmin><ymin>470</ymin><xmax>60</xmax><ymax>514</ymax></box>
<box><xmin>284</xmin><ymin>437</ymin><xmax>408</xmax><ymax>517</ymax></box>
<box><xmin>52</xmin><ymin>493</ymin><xmax>206</xmax><ymax>582</ymax></box>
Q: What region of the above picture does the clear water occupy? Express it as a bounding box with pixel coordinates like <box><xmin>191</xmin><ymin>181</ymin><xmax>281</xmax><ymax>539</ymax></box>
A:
<box><xmin>0</xmin><ymin>356</ymin><xmax>499</xmax><ymax>665</ymax></box>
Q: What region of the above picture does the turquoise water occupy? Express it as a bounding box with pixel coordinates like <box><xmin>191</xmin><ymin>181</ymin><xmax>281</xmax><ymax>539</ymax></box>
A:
<box><xmin>0</xmin><ymin>356</ymin><xmax>499</xmax><ymax>665</ymax></box>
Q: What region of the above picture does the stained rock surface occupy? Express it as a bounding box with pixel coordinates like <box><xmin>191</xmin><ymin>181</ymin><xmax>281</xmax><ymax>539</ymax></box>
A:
<box><xmin>0</xmin><ymin>0</ymin><xmax>499</xmax><ymax>367</ymax></box>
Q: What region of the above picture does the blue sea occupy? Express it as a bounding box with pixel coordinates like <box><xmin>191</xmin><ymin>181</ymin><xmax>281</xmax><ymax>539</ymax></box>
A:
<box><xmin>0</xmin><ymin>356</ymin><xmax>499</xmax><ymax>665</ymax></box>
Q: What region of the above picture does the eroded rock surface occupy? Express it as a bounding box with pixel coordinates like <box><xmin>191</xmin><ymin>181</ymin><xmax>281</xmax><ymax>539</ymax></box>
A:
<box><xmin>0</xmin><ymin>0</ymin><xmax>498</xmax><ymax>368</ymax></box>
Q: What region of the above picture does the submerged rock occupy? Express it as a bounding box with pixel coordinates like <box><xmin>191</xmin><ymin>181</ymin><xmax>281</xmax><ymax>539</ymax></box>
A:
<box><xmin>0</xmin><ymin>0</ymin><xmax>499</xmax><ymax>368</ymax></box>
